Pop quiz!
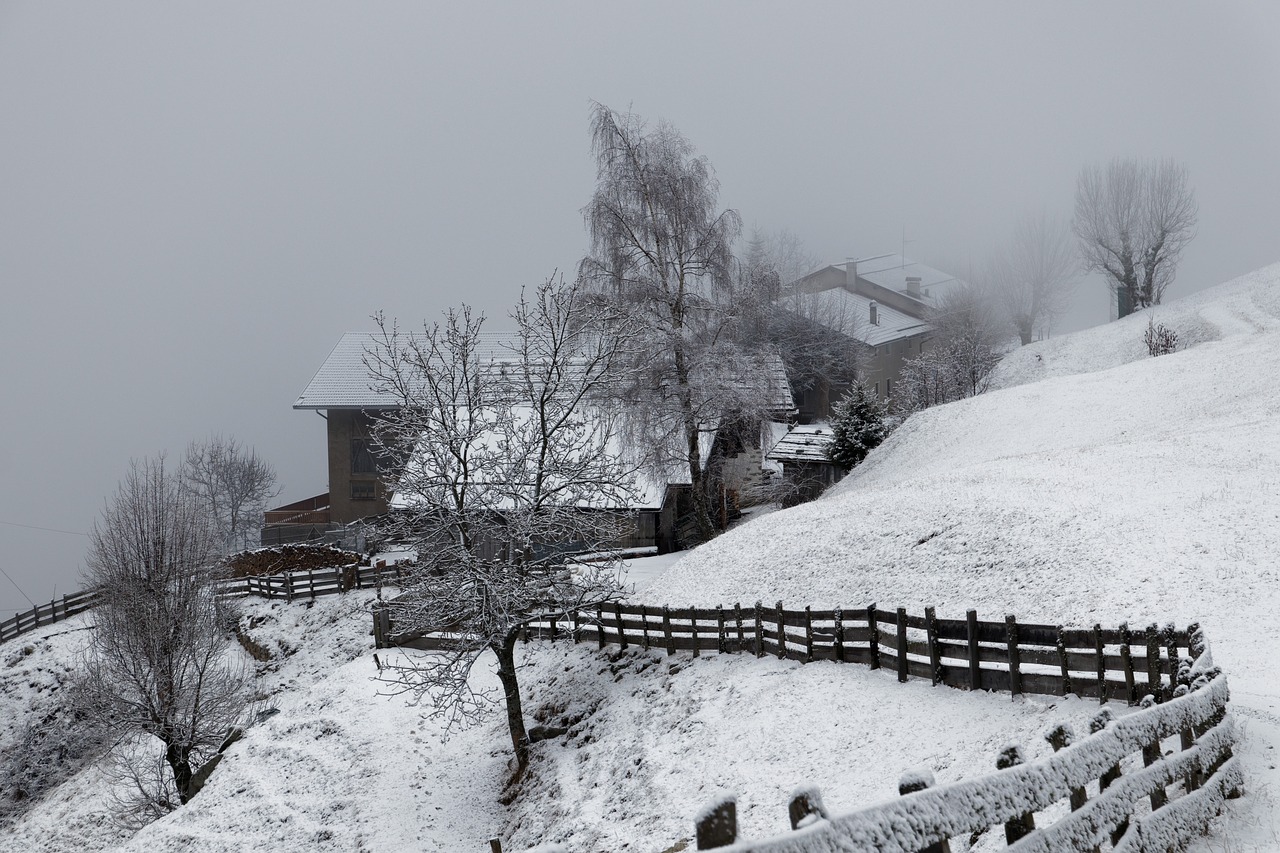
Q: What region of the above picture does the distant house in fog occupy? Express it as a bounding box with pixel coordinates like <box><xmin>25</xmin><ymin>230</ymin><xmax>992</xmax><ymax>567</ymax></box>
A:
<box><xmin>781</xmin><ymin>253</ymin><xmax>961</xmax><ymax>420</ymax></box>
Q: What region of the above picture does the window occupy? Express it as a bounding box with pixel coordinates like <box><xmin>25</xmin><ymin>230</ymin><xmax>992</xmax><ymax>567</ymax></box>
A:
<box><xmin>886</xmin><ymin>378</ymin><xmax>892</xmax><ymax>397</ymax></box>
<box><xmin>351</xmin><ymin>480</ymin><xmax>377</xmax><ymax>501</ymax></box>
<box><xmin>352</xmin><ymin>438</ymin><xmax>377</xmax><ymax>474</ymax></box>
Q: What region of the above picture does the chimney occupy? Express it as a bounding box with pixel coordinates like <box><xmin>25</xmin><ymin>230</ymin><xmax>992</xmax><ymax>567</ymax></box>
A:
<box><xmin>869</xmin><ymin>300</ymin><xmax>879</xmax><ymax>326</ymax></box>
<box><xmin>906</xmin><ymin>276</ymin><xmax>922</xmax><ymax>298</ymax></box>
<box><xmin>845</xmin><ymin>256</ymin><xmax>858</xmax><ymax>291</ymax></box>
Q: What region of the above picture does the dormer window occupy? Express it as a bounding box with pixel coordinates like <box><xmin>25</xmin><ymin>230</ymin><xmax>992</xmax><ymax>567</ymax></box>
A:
<box><xmin>869</xmin><ymin>300</ymin><xmax>879</xmax><ymax>325</ymax></box>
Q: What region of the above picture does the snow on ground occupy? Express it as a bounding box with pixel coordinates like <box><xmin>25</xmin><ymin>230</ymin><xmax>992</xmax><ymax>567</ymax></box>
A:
<box><xmin>641</xmin><ymin>263</ymin><xmax>1280</xmax><ymax>849</ymax></box>
<box><xmin>5</xmin><ymin>266</ymin><xmax>1279</xmax><ymax>851</ymax></box>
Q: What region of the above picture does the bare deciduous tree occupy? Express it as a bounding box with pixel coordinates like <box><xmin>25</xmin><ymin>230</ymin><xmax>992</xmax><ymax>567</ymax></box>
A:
<box><xmin>581</xmin><ymin>103</ymin><xmax>774</xmax><ymax>542</ymax></box>
<box><xmin>183</xmin><ymin>434</ymin><xmax>280</xmax><ymax>555</ymax></box>
<box><xmin>364</xmin><ymin>276</ymin><xmax>639</xmax><ymax>772</ymax></box>
<box><xmin>895</xmin><ymin>285</ymin><xmax>1003</xmax><ymax>414</ymax></box>
<box><xmin>80</xmin><ymin>457</ymin><xmax>249</xmax><ymax>822</ymax></box>
<box><xmin>1073</xmin><ymin>157</ymin><xmax>1198</xmax><ymax>318</ymax></box>
<box><xmin>990</xmin><ymin>212</ymin><xmax>1077</xmax><ymax>345</ymax></box>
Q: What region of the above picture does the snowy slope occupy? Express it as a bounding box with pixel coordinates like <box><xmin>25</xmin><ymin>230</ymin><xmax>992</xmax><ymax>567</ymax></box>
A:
<box><xmin>641</xmin><ymin>263</ymin><xmax>1280</xmax><ymax>848</ymax></box>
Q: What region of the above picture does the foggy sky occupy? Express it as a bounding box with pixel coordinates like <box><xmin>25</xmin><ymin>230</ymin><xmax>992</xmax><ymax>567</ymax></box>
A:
<box><xmin>3</xmin><ymin>2</ymin><xmax>1278</xmax><ymax>612</ymax></box>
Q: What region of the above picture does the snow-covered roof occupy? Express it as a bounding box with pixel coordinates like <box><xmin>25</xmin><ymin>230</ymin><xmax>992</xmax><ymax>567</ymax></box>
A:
<box><xmin>294</xmin><ymin>331</ymin><xmax>519</xmax><ymax>410</ymax></box>
<box><xmin>780</xmin><ymin>288</ymin><xmax>931</xmax><ymax>347</ymax></box>
<box><xmin>846</xmin><ymin>253</ymin><xmax>960</xmax><ymax>303</ymax></box>
<box><xmin>765</xmin><ymin>422</ymin><xmax>835</xmax><ymax>464</ymax></box>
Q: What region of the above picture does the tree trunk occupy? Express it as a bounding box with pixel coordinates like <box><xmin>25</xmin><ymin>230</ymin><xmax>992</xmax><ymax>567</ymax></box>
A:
<box><xmin>165</xmin><ymin>739</ymin><xmax>195</xmax><ymax>804</ymax></box>
<box><xmin>672</xmin><ymin>339</ymin><xmax>715</xmax><ymax>542</ymax></box>
<box><xmin>492</xmin><ymin>631</ymin><xmax>530</xmax><ymax>770</ymax></box>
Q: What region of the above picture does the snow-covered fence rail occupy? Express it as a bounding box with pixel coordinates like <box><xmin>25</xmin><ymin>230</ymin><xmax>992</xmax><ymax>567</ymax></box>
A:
<box><xmin>380</xmin><ymin>602</ymin><xmax>1195</xmax><ymax>705</ymax></box>
<box><xmin>678</xmin><ymin>632</ymin><xmax>1238</xmax><ymax>853</ymax></box>
<box><xmin>220</xmin><ymin>561</ymin><xmax>403</xmax><ymax>602</ymax></box>
<box><xmin>0</xmin><ymin>589</ymin><xmax>101</xmax><ymax>643</ymax></box>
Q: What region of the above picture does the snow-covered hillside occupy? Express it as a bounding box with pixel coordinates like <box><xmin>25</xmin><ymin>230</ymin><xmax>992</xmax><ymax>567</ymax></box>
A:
<box><xmin>4</xmin><ymin>265</ymin><xmax>1278</xmax><ymax>852</ymax></box>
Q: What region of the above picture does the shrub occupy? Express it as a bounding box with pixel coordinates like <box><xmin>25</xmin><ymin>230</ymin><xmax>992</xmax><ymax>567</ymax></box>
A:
<box><xmin>1143</xmin><ymin>316</ymin><xmax>1179</xmax><ymax>356</ymax></box>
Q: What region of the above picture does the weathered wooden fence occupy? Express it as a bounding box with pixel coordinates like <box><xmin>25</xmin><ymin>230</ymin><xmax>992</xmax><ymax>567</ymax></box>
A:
<box><xmin>679</xmin><ymin>627</ymin><xmax>1238</xmax><ymax>853</ymax></box>
<box><xmin>377</xmin><ymin>601</ymin><xmax>1197</xmax><ymax>706</ymax></box>
<box><xmin>1</xmin><ymin>563</ymin><xmax>406</xmax><ymax>645</ymax></box>
<box><xmin>0</xmin><ymin>588</ymin><xmax>101</xmax><ymax>643</ymax></box>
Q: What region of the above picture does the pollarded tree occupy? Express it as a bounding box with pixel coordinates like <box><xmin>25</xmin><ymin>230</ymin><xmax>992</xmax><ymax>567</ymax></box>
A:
<box><xmin>364</xmin><ymin>275</ymin><xmax>640</xmax><ymax>772</ymax></box>
<box><xmin>826</xmin><ymin>382</ymin><xmax>889</xmax><ymax>471</ymax></box>
<box><xmin>1073</xmin><ymin>157</ymin><xmax>1197</xmax><ymax>318</ymax></box>
<box><xmin>991</xmin><ymin>212</ymin><xmax>1077</xmax><ymax>345</ymax></box>
<box><xmin>580</xmin><ymin>104</ymin><xmax>777</xmax><ymax>543</ymax></box>
<box><xmin>182</xmin><ymin>434</ymin><xmax>280</xmax><ymax>555</ymax></box>
<box><xmin>80</xmin><ymin>456</ymin><xmax>249</xmax><ymax>823</ymax></box>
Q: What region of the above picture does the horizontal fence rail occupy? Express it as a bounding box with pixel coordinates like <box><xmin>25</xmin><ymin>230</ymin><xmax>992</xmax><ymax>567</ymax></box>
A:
<box><xmin>1</xmin><ymin>563</ymin><xmax>406</xmax><ymax>645</ymax></box>
<box><xmin>681</xmin><ymin>627</ymin><xmax>1238</xmax><ymax>853</ymax></box>
<box><xmin>378</xmin><ymin>601</ymin><xmax>1196</xmax><ymax>705</ymax></box>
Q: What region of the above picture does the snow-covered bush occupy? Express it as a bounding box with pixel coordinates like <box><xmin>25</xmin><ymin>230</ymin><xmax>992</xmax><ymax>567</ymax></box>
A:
<box><xmin>1143</xmin><ymin>316</ymin><xmax>1179</xmax><ymax>356</ymax></box>
<box><xmin>826</xmin><ymin>382</ymin><xmax>889</xmax><ymax>471</ymax></box>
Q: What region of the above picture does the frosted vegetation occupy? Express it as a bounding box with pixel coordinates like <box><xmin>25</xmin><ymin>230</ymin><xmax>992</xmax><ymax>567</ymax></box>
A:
<box><xmin>2</xmin><ymin>266</ymin><xmax>1278</xmax><ymax>850</ymax></box>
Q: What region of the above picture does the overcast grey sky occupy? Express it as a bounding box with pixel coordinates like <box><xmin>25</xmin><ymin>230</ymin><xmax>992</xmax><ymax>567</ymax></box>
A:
<box><xmin>2</xmin><ymin>2</ymin><xmax>1278</xmax><ymax>611</ymax></box>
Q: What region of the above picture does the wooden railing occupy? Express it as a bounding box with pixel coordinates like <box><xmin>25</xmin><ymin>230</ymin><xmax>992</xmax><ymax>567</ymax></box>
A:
<box><xmin>0</xmin><ymin>589</ymin><xmax>101</xmax><ymax>643</ymax></box>
<box><xmin>378</xmin><ymin>601</ymin><xmax>1197</xmax><ymax>705</ymax></box>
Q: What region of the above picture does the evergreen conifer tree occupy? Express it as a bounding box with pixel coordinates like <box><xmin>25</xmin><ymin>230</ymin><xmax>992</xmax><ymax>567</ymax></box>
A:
<box><xmin>826</xmin><ymin>382</ymin><xmax>889</xmax><ymax>471</ymax></box>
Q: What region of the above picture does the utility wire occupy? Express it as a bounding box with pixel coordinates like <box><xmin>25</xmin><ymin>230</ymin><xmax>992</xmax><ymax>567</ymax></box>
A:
<box><xmin>0</xmin><ymin>519</ymin><xmax>89</xmax><ymax>537</ymax></box>
<box><xmin>0</xmin><ymin>564</ymin><xmax>36</xmax><ymax>608</ymax></box>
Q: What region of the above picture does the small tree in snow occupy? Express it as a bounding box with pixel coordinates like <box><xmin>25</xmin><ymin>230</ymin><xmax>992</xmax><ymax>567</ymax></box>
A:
<box><xmin>1143</xmin><ymin>316</ymin><xmax>1179</xmax><ymax>356</ymax></box>
<box><xmin>182</xmin><ymin>434</ymin><xmax>280</xmax><ymax>555</ymax></box>
<box><xmin>364</xmin><ymin>275</ymin><xmax>640</xmax><ymax>773</ymax></box>
<box><xmin>895</xmin><ymin>285</ymin><xmax>1003</xmax><ymax>415</ymax></box>
<box><xmin>826</xmin><ymin>382</ymin><xmax>889</xmax><ymax>471</ymax></box>
<box><xmin>80</xmin><ymin>456</ymin><xmax>249</xmax><ymax>824</ymax></box>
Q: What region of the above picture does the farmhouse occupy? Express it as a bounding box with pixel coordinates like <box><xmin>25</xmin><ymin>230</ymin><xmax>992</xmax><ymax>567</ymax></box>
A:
<box><xmin>265</xmin><ymin>332</ymin><xmax>796</xmax><ymax>553</ymax></box>
<box><xmin>782</xmin><ymin>253</ymin><xmax>961</xmax><ymax>420</ymax></box>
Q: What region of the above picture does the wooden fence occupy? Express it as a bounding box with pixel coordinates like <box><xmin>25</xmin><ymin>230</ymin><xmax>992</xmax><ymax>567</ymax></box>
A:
<box><xmin>1</xmin><ymin>563</ymin><xmax>406</xmax><ymax>645</ymax></box>
<box><xmin>378</xmin><ymin>601</ymin><xmax>1196</xmax><ymax>706</ymax></box>
<box><xmin>681</xmin><ymin>628</ymin><xmax>1238</xmax><ymax>853</ymax></box>
<box><xmin>0</xmin><ymin>589</ymin><xmax>101</xmax><ymax>644</ymax></box>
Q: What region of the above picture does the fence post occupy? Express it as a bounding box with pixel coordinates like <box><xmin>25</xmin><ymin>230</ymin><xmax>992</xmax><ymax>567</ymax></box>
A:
<box><xmin>1145</xmin><ymin>624</ymin><xmax>1162</xmax><ymax>702</ymax></box>
<box><xmin>868</xmin><ymin>603</ymin><xmax>880</xmax><ymax>669</ymax></box>
<box><xmin>572</xmin><ymin>608</ymin><xmax>581</xmax><ymax>644</ymax></box>
<box><xmin>717</xmin><ymin>605</ymin><xmax>727</xmax><ymax>654</ymax></box>
<box><xmin>1006</xmin><ymin>614</ymin><xmax>1022</xmax><ymax>699</ymax></box>
<box><xmin>691</xmin><ymin>607</ymin><xmax>700</xmax><ymax>658</ymax></box>
<box><xmin>775</xmin><ymin>600</ymin><xmax>785</xmax><ymax>660</ymax></box>
<box><xmin>640</xmin><ymin>605</ymin><xmax>650</xmax><ymax>650</ymax></box>
<box><xmin>489</xmin><ymin>838</ymin><xmax>502</xmax><ymax>853</ymax></box>
<box><xmin>285</xmin><ymin>571</ymin><xmax>293</xmax><ymax>604</ymax></box>
<box><xmin>898</xmin><ymin>769</ymin><xmax>950</xmax><ymax>853</ymax></box>
<box><xmin>663</xmin><ymin>606</ymin><xmax>675</xmax><ymax>657</ymax></box>
<box><xmin>615</xmin><ymin>602</ymin><xmax>627</xmax><ymax>651</ymax></box>
<box><xmin>1056</xmin><ymin>626</ymin><xmax>1073</xmax><ymax>696</ymax></box>
<box><xmin>926</xmin><ymin>606</ymin><xmax>941</xmax><ymax>685</ymax></box>
<box><xmin>1139</xmin><ymin>695</ymin><xmax>1169</xmax><ymax>811</ymax></box>
<box><xmin>966</xmin><ymin>609</ymin><xmax>981</xmax><ymax>690</ymax></box>
<box><xmin>833</xmin><ymin>608</ymin><xmax>845</xmax><ymax>663</ymax></box>
<box><xmin>805</xmin><ymin>606</ymin><xmax>815</xmax><ymax>663</ymax></box>
<box><xmin>1046</xmin><ymin>724</ymin><xmax>1088</xmax><ymax>811</ymax></box>
<box><xmin>1091</xmin><ymin>708</ymin><xmax>1129</xmax><ymax>845</ymax></box>
<box><xmin>996</xmin><ymin>745</ymin><xmax>1035</xmax><ymax>843</ymax></box>
<box><xmin>1120</xmin><ymin>623</ymin><xmax>1136</xmax><ymax>704</ymax></box>
<box><xmin>1163</xmin><ymin>623</ymin><xmax>1180</xmax><ymax>701</ymax></box>
<box><xmin>753</xmin><ymin>601</ymin><xmax>763</xmax><ymax>657</ymax></box>
<box><xmin>788</xmin><ymin>786</ymin><xmax>828</xmax><ymax>830</ymax></box>
<box><xmin>597</xmin><ymin>604</ymin><xmax>606</xmax><ymax>650</ymax></box>
<box><xmin>695</xmin><ymin>794</ymin><xmax>737</xmax><ymax>850</ymax></box>
<box><xmin>734</xmin><ymin>603</ymin><xmax>745</xmax><ymax>652</ymax></box>
<box><xmin>1094</xmin><ymin>623</ymin><xmax>1107</xmax><ymax>704</ymax></box>
<box><xmin>896</xmin><ymin>607</ymin><xmax>908</xmax><ymax>683</ymax></box>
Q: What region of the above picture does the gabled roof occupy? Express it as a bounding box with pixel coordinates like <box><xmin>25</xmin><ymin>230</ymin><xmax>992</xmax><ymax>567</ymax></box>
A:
<box><xmin>847</xmin><ymin>253</ymin><xmax>960</xmax><ymax>302</ymax></box>
<box><xmin>778</xmin><ymin>288</ymin><xmax>930</xmax><ymax>347</ymax></box>
<box><xmin>294</xmin><ymin>331</ymin><xmax>529</xmax><ymax>410</ymax></box>
<box><xmin>765</xmin><ymin>422</ymin><xmax>836</xmax><ymax>464</ymax></box>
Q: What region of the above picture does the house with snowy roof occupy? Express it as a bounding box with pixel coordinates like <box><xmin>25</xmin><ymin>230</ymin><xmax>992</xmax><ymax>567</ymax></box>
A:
<box><xmin>780</xmin><ymin>253</ymin><xmax>961</xmax><ymax>420</ymax></box>
<box><xmin>268</xmin><ymin>331</ymin><xmax>796</xmax><ymax>552</ymax></box>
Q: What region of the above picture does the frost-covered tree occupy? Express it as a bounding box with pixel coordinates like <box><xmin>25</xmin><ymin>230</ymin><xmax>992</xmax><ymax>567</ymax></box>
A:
<box><xmin>895</xmin><ymin>285</ymin><xmax>1003</xmax><ymax>414</ymax></box>
<box><xmin>80</xmin><ymin>456</ymin><xmax>249</xmax><ymax>823</ymax></box>
<box><xmin>826</xmin><ymin>382</ymin><xmax>889</xmax><ymax>471</ymax></box>
<box><xmin>580</xmin><ymin>103</ymin><xmax>776</xmax><ymax>543</ymax></box>
<box><xmin>1073</xmin><ymin>157</ymin><xmax>1197</xmax><ymax>318</ymax></box>
<box><xmin>364</xmin><ymin>276</ymin><xmax>639</xmax><ymax>772</ymax></box>
<box><xmin>182</xmin><ymin>434</ymin><xmax>280</xmax><ymax>555</ymax></box>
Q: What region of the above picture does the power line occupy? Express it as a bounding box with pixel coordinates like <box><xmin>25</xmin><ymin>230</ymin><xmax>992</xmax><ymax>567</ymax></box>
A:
<box><xmin>0</xmin><ymin>565</ymin><xmax>36</xmax><ymax>608</ymax></box>
<box><xmin>0</xmin><ymin>519</ymin><xmax>89</xmax><ymax>537</ymax></box>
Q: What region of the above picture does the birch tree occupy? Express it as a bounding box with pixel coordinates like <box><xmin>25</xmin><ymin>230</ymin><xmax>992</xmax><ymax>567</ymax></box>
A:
<box><xmin>364</xmin><ymin>275</ymin><xmax>639</xmax><ymax>772</ymax></box>
<box><xmin>581</xmin><ymin>103</ymin><xmax>773</xmax><ymax>541</ymax></box>
<box><xmin>1073</xmin><ymin>157</ymin><xmax>1198</xmax><ymax>317</ymax></box>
